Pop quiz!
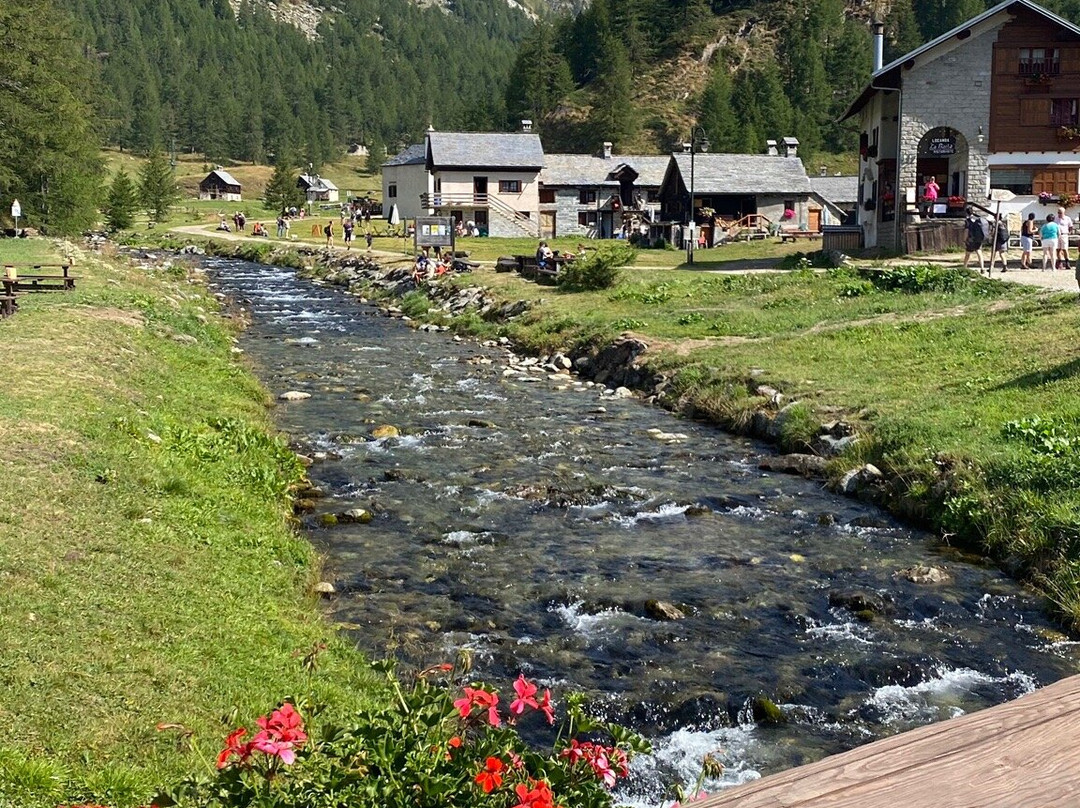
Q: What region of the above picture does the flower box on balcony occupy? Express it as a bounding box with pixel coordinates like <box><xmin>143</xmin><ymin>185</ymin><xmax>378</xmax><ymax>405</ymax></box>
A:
<box><xmin>1025</xmin><ymin>72</ymin><xmax>1054</xmax><ymax>87</ymax></box>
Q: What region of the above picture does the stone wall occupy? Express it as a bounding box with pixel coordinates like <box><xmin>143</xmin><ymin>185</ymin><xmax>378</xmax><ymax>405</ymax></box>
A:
<box><xmin>898</xmin><ymin>22</ymin><xmax>1002</xmax><ymax>214</ymax></box>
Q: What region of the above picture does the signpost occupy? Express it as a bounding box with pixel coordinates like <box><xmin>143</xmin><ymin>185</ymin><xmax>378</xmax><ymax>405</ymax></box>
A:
<box><xmin>11</xmin><ymin>199</ymin><xmax>21</xmax><ymax>234</ymax></box>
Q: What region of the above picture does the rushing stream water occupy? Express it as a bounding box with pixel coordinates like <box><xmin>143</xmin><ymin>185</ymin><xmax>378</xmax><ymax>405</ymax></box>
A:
<box><xmin>207</xmin><ymin>256</ymin><xmax>1080</xmax><ymax>804</ymax></box>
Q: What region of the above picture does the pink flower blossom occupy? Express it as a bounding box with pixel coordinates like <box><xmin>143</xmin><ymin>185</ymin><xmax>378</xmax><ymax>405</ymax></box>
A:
<box><xmin>537</xmin><ymin>688</ymin><xmax>555</xmax><ymax>724</ymax></box>
<box><xmin>510</xmin><ymin>674</ymin><xmax>539</xmax><ymax>716</ymax></box>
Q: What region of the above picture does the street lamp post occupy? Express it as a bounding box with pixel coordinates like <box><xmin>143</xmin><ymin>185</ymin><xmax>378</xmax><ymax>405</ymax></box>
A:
<box><xmin>685</xmin><ymin>126</ymin><xmax>710</xmax><ymax>265</ymax></box>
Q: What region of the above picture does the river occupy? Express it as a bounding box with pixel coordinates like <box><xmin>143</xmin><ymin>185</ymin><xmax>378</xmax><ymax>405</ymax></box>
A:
<box><xmin>207</xmin><ymin>256</ymin><xmax>1080</xmax><ymax>805</ymax></box>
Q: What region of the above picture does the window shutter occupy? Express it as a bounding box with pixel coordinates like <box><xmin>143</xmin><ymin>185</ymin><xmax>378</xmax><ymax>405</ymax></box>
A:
<box><xmin>1020</xmin><ymin>97</ymin><xmax>1052</xmax><ymax>125</ymax></box>
<box><xmin>994</xmin><ymin>46</ymin><xmax>1018</xmax><ymax>75</ymax></box>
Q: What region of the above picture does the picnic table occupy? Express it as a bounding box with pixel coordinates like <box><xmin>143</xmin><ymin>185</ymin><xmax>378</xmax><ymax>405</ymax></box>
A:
<box><xmin>2</xmin><ymin>263</ymin><xmax>79</xmax><ymax>292</ymax></box>
<box><xmin>779</xmin><ymin>228</ymin><xmax>822</xmax><ymax>243</ymax></box>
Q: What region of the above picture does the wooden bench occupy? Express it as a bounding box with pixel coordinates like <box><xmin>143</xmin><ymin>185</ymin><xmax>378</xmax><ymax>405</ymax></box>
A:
<box><xmin>495</xmin><ymin>256</ymin><xmax>518</xmax><ymax>273</ymax></box>
<box><xmin>3</xmin><ymin>263</ymin><xmax>79</xmax><ymax>291</ymax></box>
<box><xmin>0</xmin><ymin>294</ymin><xmax>17</xmax><ymax>318</ymax></box>
<box><xmin>779</xmin><ymin>229</ymin><xmax>823</xmax><ymax>243</ymax></box>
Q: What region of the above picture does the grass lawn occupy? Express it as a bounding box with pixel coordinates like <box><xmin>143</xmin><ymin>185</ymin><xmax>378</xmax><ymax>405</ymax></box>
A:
<box><xmin>0</xmin><ymin>238</ymin><xmax>379</xmax><ymax>807</ymax></box>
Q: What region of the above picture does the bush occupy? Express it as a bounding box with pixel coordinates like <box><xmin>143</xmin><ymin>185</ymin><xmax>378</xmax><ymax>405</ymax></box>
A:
<box><xmin>863</xmin><ymin>264</ymin><xmax>965</xmax><ymax>294</ymax></box>
<box><xmin>559</xmin><ymin>245</ymin><xmax>635</xmax><ymax>292</ymax></box>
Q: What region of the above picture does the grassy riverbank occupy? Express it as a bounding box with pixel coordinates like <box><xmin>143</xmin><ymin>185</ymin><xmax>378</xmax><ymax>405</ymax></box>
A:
<box><xmin>296</xmin><ymin>244</ymin><xmax>1080</xmax><ymax>628</ymax></box>
<box><xmin>0</xmin><ymin>240</ymin><xmax>377</xmax><ymax>807</ymax></box>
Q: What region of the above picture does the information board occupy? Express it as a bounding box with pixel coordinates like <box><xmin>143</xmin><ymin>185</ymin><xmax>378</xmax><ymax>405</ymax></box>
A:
<box><xmin>415</xmin><ymin>216</ymin><xmax>455</xmax><ymax>251</ymax></box>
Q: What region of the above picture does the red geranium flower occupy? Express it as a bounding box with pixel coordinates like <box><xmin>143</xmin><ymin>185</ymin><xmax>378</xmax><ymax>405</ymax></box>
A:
<box><xmin>216</xmin><ymin>727</ymin><xmax>252</xmax><ymax>769</ymax></box>
<box><xmin>475</xmin><ymin>756</ymin><xmax>505</xmax><ymax>793</ymax></box>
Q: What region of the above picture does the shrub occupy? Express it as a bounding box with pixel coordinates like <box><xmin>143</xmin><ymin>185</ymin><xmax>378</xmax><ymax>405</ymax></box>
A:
<box><xmin>559</xmin><ymin>245</ymin><xmax>635</xmax><ymax>292</ymax></box>
<box><xmin>863</xmin><ymin>264</ymin><xmax>965</xmax><ymax>294</ymax></box>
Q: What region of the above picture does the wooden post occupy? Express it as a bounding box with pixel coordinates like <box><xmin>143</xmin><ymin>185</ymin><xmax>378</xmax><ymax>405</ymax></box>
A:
<box><xmin>4</xmin><ymin>265</ymin><xmax>16</xmax><ymax>281</ymax></box>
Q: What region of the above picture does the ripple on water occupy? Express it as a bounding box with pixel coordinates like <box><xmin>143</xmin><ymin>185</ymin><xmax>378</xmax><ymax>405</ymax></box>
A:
<box><xmin>859</xmin><ymin>666</ymin><xmax>1037</xmax><ymax>726</ymax></box>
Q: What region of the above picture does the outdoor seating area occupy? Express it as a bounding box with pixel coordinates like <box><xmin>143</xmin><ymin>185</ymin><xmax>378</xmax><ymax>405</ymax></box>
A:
<box><xmin>0</xmin><ymin>263</ymin><xmax>79</xmax><ymax>319</ymax></box>
<box><xmin>778</xmin><ymin>228</ymin><xmax>822</xmax><ymax>243</ymax></box>
<box><xmin>510</xmin><ymin>253</ymin><xmax>573</xmax><ymax>285</ymax></box>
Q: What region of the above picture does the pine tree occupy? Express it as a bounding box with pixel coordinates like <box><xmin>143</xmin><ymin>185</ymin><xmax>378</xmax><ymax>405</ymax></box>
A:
<box><xmin>366</xmin><ymin>141</ymin><xmax>387</xmax><ymax>176</ymax></box>
<box><xmin>105</xmin><ymin>169</ymin><xmax>139</xmax><ymax>230</ymax></box>
<box><xmin>138</xmin><ymin>150</ymin><xmax>179</xmax><ymax>223</ymax></box>
<box><xmin>0</xmin><ymin>0</ymin><xmax>103</xmax><ymax>234</ymax></box>
<box><xmin>505</xmin><ymin>23</ymin><xmax>574</xmax><ymax>128</ymax></box>
<box><xmin>264</xmin><ymin>159</ymin><xmax>303</xmax><ymax>214</ymax></box>
<box><xmin>884</xmin><ymin>0</ymin><xmax>924</xmax><ymax>63</ymax></box>
<box><xmin>589</xmin><ymin>34</ymin><xmax>637</xmax><ymax>150</ymax></box>
<box><xmin>697</xmin><ymin>60</ymin><xmax>740</xmax><ymax>153</ymax></box>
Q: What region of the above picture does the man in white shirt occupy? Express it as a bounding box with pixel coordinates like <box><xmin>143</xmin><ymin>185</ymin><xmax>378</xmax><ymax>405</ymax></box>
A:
<box><xmin>1056</xmin><ymin>207</ymin><xmax>1073</xmax><ymax>271</ymax></box>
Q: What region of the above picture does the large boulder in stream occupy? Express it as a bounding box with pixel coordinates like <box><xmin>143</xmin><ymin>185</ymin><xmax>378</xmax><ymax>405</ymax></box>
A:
<box><xmin>644</xmin><ymin>600</ymin><xmax>686</xmax><ymax>621</ymax></box>
<box><xmin>828</xmin><ymin>588</ymin><xmax>893</xmax><ymax>616</ymax></box>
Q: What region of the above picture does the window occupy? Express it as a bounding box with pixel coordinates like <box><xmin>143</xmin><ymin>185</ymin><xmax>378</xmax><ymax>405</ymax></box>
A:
<box><xmin>578</xmin><ymin>211</ymin><xmax>597</xmax><ymax>226</ymax></box>
<box><xmin>499</xmin><ymin>179</ymin><xmax>521</xmax><ymax>193</ymax></box>
<box><xmin>388</xmin><ymin>184</ymin><xmax>397</xmax><ymax>199</ymax></box>
<box><xmin>1020</xmin><ymin>48</ymin><xmax>1060</xmax><ymax>75</ymax></box>
<box><xmin>1052</xmin><ymin>98</ymin><xmax>1080</xmax><ymax>126</ymax></box>
<box><xmin>539</xmin><ymin>188</ymin><xmax>556</xmax><ymax>203</ymax></box>
<box><xmin>647</xmin><ymin>191</ymin><xmax>660</xmax><ymax>203</ymax></box>
<box><xmin>579</xmin><ymin>189</ymin><xmax>597</xmax><ymax>204</ymax></box>
<box><xmin>783</xmin><ymin>199</ymin><xmax>795</xmax><ymax>212</ymax></box>
<box><xmin>990</xmin><ymin>167</ymin><xmax>1034</xmax><ymax>195</ymax></box>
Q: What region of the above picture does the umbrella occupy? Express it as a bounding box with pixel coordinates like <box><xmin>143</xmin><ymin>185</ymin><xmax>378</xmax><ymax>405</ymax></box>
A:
<box><xmin>388</xmin><ymin>204</ymin><xmax>400</xmax><ymax>227</ymax></box>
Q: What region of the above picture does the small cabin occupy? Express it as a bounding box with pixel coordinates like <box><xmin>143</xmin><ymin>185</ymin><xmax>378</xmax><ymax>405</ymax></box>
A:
<box><xmin>298</xmin><ymin>173</ymin><xmax>340</xmax><ymax>203</ymax></box>
<box><xmin>198</xmin><ymin>169</ymin><xmax>242</xmax><ymax>201</ymax></box>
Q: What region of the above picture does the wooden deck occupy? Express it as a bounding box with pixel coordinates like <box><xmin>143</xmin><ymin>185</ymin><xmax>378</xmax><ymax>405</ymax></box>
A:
<box><xmin>694</xmin><ymin>673</ymin><xmax>1080</xmax><ymax>808</ymax></box>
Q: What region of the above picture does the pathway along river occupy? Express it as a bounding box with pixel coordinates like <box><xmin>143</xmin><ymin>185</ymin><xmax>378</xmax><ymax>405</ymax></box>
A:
<box><xmin>209</xmin><ymin>256</ymin><xmax>1079</xmax><ymax>804</ymax></box>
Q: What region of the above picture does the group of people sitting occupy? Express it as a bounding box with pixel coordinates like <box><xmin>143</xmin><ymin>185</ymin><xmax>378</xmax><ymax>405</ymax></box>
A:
<box><xmin>412</xmin><ymin>250</ymin><xmax>459</xmax><ymax>284</ymax></box>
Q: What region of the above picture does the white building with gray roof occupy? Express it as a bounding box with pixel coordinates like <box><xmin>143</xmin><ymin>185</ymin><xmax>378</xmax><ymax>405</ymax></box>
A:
<box><xmin>384</xmin><ymin>128</ymin><xmax>544</xmax><ymax>237</ymax></box>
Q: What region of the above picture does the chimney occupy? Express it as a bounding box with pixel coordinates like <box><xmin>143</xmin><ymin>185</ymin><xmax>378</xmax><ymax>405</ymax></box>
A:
<box><xmin>872</xmin><ymin>20</ymin><xmax>885</xmax><ymax>72</ymax></box>
<box><xmin>766</xmin><ymin>139</ymin><xmax>778</xmax><ymax>156</ymax></box>
<box><xmin>819</xmin><ymin>165</ymin><xmax>828</xmax><ymax>176</ymax></box>
<box><xmin>521</xmin><ymin>119</ymin><xmax>533</xmax><ymax>133</ymax></box>
<box><xmin>683</xmin><ymin>142</ymin><xmax>693</xmax><ymax>153</ymax></box>
<box><xmin>783</xmin><ymin>137</ymin><xmax>799</xmax><ymax>158</ymax></box>
<box><xmin>602</xmin><ymin>141</ymin><xmax>613</xmax><ymax>159</ymax></box>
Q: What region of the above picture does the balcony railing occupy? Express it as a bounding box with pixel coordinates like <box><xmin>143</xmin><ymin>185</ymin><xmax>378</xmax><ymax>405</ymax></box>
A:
<box><xmin>1019</xmin><ymin>59</ymin><xmax>1060</xmax><ymax>76</ymax></box>
<box><xmin>420</xmin><ymin>192</ymin><xmax>488</xmax><ymax>208</ymax></box>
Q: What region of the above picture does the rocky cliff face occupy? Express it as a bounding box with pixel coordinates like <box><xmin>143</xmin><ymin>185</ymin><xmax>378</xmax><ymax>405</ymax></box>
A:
<box><xmin>228</xmin><ymin>0</ymin><xmax>323</xmax><ymax>40</ymax></box>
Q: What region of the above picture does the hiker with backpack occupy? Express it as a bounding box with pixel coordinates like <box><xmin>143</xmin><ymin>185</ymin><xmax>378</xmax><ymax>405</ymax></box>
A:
<box><xmin>962</xmin><ymin>207</ymin><xmax>989</xmax><ymax>273</ymax></box>
<box><xmin>324</xmin><ymin>220</ymin><xmax>335</xmax><ymax>248</ymax></box>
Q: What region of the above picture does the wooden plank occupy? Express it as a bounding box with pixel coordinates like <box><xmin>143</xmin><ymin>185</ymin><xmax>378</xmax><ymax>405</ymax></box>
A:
<box><xmin>694</xmin><ymin>674</ymin><xmax>1080</xmax><ymax>808</ymax></box>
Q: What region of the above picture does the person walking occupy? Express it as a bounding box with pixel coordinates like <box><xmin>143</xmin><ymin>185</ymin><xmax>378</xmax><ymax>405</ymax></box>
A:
<box><xmin>343</xmin><ymin>218</ymin><xmax>354</xmax><ymax>250</ymax></box>
<box><xmin>1040</xmin><ymin>213</ymin><xmax>1060</xmax><ymax>270</ymax></box>
<box><xmin>990</xmin><ymin>214</ymin><xmax>1009</xmax><ymax>273</ymax></box>
<box><xmin>962</xmin><ymin>207</ymin><xmax>988</xmax><ymax>273</ymax></box>
<box><xmin>1056</xmin><ymin>206</ymin><xmax>1073</xmax><ymax>270</ymax></box>
<box><xmin>323</xmin><ymin>219</ymin><xmax>335</xmax><ymax>248</ymax></box>
<box><xmin>1020</xmin><ymin>212</ymin><xmax>1038</xmax><ymax>269</ymax></box>
<box><xmin>365</xmin><ymin>230</ymin><xmax>373</xmax><ymax>251</ymax></box>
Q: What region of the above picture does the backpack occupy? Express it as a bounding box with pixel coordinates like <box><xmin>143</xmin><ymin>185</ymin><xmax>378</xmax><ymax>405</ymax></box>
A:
<box><xmin>995</xmin><ymin>221</ymin><xmax>1009</xmax><ymax>246</ymax></box>
<box><xmin>323</xmin><ymin>224</ymin><xmax>331</xmax><ymax>236</ymax></box>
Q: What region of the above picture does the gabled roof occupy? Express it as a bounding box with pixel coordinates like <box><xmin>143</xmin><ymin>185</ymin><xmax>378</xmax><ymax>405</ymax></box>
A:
<box><xmin>539</xmin><ymin>154</ymin><xmax>670</xmax><ymax>188</ymax></box>
<box><xmin>667</xmin><ymin>153</ymin><xmax>812</xmax><ymax>195</ymax></box>
<box><xmin>298</xmin><ymin>173</ymin><xmax>338</xmax><ymax>191</ymax></box>
<box><xmin>201</xmin><ymin>169</ymin><xmax>240</xmax><ymax>187</ymax></box>
<box><xmin>384</xmin><ymin>143</ymin><xmax>426</xmax><ymax>168</ymax></box>
<box><xmin>843</xmin><ymin>0</ymin><xmax>1080</xmax><ymax>120</ymax></box>
<box><xmin>426</xmin><ymin>132</ymin><xmax>544</xmax><ymax>170</ymax></box>
<box><xmin>810</xmin><ymin>176</ymin><xmax>858</xmax><ymax>206</ymax></box>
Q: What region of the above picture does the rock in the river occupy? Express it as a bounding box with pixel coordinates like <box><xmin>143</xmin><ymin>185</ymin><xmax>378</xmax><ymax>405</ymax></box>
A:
<box><xmin>838</xmin><ymin>463</ymin><xmax>883</xmax><ymax>494</ymax></box>
<box><xmin>279</xmin><ymin>390</ymin><xmax>312</xmax><ymax>401</ymax></box>
<box><xmin>758</xmin><ymin>453</ymin><xmax>828</xmax><ymax>477</ymax></box>
<box><xmin>828</xmin><ymin>589</ymin><xmax>893</xmax><ymax>616</ymax></box>
<box><xmin>371</xmin><ymin>424</ymin><xmax>400</xmax><ymax>439</ymax></box>
<box><xmin>647</xmin><ymin>428</ymin><xmax>688</xmax><ymax>443</ymax></box>
<box><xmin>749</xmin><ymin>695</ymin><xmax>787</xmax><ymax>725</ymax></box>
<box><xmin>313</xmin><ymin>581</ymin><xmax>336</xmax><ymax>597</ymax></box>
<box><xmin>339</xmin><ymin>508</ymin><xmax>373</xmax><ymax>524</ymax></box>
<box><xmin>644</xmin><ymin>600</ymin><xmax>686</xmax><ymax>621</ymax></box>
<box><xmin>896</xmin><ymin>564</ymin><xmax>951</xmax><ymax>584</ymax></box>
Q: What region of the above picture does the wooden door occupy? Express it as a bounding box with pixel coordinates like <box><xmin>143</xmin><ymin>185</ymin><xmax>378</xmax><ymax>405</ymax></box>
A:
<box><xmin>808</xmin><ymin>208</ymin><xmax>822</xmax><ymax>231</ymax></box>
<box><xmin>540</xmin><ymin>211</ymin><xmax>556</xmax><ymax>238</ymax></box>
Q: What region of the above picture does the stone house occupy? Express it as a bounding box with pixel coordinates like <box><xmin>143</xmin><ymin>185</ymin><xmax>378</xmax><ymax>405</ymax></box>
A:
<box><xmin>298</xmin><ymin>173</ymin><xmax>340</xmax><ymax>204</ymax></box>
<box><xmin>656</xmin><ymin>140</ymin><xmax>817</xmax><ymax>245</ymax></box>
<box><xmin>844</xmin><ymin>0</ymin><xmax>1080</xmax><ymax>251</ymax></box>
<box><xmin>197</xmin><ymin>169</ymin><xmax>242</xmax><ymax>201</ymax></box>
<box><xmin>809</xmin><ymin>174</ymin><xmax>859</xmax><ymax>226</ymax></box>
<box><xmin>537</xmin><ymin>143</ymin><xmax>670</xmax><ymax>239</ymax></box>
<box><xmin>383</xmin><ymin>127</ymin><xmax>544</xmax><ymax>237</ymax></box>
